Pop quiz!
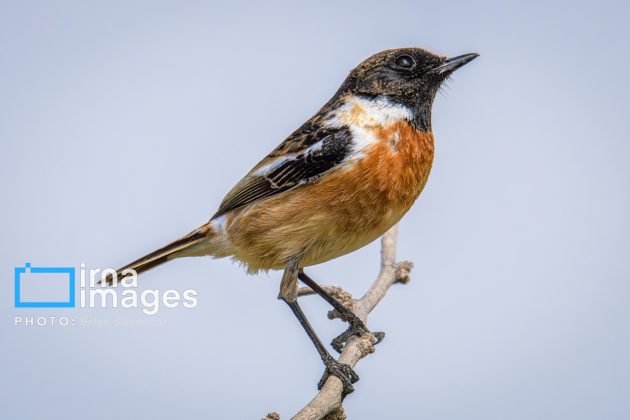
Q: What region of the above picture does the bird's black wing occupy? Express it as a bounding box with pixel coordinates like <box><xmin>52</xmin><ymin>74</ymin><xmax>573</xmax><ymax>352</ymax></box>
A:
<box><xmin>212</xmin><ymin>126</ymin><xmax>352</xmax><ymax>219</ymax></box>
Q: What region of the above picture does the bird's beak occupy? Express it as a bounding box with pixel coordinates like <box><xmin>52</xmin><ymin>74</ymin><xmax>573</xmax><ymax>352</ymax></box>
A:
<box><xmin>435</xmin><ymin>53</ymin><xmax>479</xmax><ymax>75</ymax></box>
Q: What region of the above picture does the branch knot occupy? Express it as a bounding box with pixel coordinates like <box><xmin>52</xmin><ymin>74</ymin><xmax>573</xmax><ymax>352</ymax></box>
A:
<box><xmin>394</xmin><ymin>261</ymin><xmax>414</xmax><ymax>284</ymax></box>
<box><xmin>354</xmin><ymin>332</ymin><xmax>377</xmax><ymax>357</ymax></box>
<box><xmin>326</xmin><ymin>287</ymin><xmax>354</xmax><ymax>320</ymax></box>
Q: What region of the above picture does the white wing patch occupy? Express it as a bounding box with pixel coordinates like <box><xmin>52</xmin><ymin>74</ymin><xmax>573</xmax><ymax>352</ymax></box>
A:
<box><xmin>252</xmin><ymin>155</ymin><xmax>298</xmax><ymax>176</ymax></box>
<box><xmin>325</xmin><ymin>95</ymin><xmax>412</xmax><ymax>160</ymax></box>
<box><xmin>251</xmin><ymin>136</ymin><xmax>329</xmax><ymax>177</ymax></box>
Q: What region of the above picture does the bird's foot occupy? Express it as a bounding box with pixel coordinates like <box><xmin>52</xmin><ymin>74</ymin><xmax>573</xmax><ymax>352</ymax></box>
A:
<box><xmin>331</xmin><ymin>317</ymin><xmax>384</xmax><ymax>353</ymax></box>
<box><xmin>318</xmin><ymin>355</ymin><xmax>359</xmax><ymax>396</ymax></box>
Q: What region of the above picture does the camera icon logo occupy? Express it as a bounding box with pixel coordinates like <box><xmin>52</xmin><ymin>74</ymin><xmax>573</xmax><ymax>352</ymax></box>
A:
<box><xmin>14</xmin><ymin>263</ymin><xmax>75</xmax><ymax>308</ymax></box>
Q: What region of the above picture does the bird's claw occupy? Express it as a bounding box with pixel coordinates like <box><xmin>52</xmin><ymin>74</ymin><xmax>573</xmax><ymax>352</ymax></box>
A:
<box><xmin>331</xmin><ymin>318</ymin><xmax>385</xmax><ymax>353</ymax></box>
<box><xmin>318</xmin><ymin>357</ymin><xmax>359</xmax><ymax>396</ymax></box>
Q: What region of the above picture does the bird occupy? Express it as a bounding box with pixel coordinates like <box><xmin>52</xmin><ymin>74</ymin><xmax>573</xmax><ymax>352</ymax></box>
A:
<box><xmin>103</xmin><ymin>47</ymin><xmax>478</xmax><ymax>395</ymax></box>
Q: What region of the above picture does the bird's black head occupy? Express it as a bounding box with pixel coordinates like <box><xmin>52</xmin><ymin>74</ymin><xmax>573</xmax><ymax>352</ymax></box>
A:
<box><xmin>337</xmin><ymin>48</ymin><xmax>478</xmax><ymax>131</ymax></box>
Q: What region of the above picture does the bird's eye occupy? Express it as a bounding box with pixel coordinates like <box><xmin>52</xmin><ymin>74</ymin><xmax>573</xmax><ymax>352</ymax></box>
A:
<box><xmin>394</xmin><ymin>55</ymin><xmax>415</xmax><ymax>69</ymax></box>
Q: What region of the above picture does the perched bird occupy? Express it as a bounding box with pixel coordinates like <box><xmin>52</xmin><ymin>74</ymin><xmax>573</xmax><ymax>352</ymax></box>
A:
<box><xmin>104</xmin><ymin>47</ymin><xmax>478</xmax><ymax>394</ymax></box>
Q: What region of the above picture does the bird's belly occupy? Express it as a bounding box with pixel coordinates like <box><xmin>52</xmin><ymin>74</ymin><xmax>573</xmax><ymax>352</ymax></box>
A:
<box><xmin>225</xmin><ymin>193</ymin><xmax>410</xmax><ymax>271</ymax></box>
<box><xmin>298</xmin><ymin>206</ymin><xmax>407</xmax><ymax>267</ymax></box>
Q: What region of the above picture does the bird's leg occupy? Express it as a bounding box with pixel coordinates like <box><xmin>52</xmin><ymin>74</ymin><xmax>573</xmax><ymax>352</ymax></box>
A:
<box><xmin>278</xmin><ymin>257</ymin><xmax>359</xmax><ymax>396</ymax></box>
<box><xmin>298</xmin><ymin>270</ymin><xmax>385</xmax><ymax>353</ymax></box>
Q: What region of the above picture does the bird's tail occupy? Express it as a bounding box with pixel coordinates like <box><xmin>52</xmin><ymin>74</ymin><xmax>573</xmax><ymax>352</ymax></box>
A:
<box><xmin>101</xmin><ymin>226</ymin><xmax>211</xmax><ymax>285</ymax></box>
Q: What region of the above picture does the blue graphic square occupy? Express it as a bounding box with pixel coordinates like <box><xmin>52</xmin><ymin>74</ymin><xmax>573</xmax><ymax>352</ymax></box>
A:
<box><xmin>14</xmin><ymin>263</ymin><xmax>75</xmax><ymax>308</ymax></box>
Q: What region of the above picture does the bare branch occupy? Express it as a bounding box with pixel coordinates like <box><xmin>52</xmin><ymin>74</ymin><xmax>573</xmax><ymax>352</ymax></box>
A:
<box><xmin>288</xmin><ymin>224</ymin><xmax>412</xmax><ymax>420</ymax></box>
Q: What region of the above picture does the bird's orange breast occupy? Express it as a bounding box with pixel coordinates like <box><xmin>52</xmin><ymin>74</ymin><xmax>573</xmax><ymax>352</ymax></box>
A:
<box><xmin>224</xmin><ymin>120</ymin><xmax>434</xmax><ymax>271</ymax></box>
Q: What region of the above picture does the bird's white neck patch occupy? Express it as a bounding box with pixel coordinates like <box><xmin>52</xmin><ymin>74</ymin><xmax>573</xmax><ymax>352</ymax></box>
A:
<box><xmin>326</xmin><ymin>95</ymin><xmax>412</xmax><ymax>158</ymax></box>
<box><xmin>327</xmin><ymin>95</ymin><xmax>412</xmax><ymax>128</ymax></box>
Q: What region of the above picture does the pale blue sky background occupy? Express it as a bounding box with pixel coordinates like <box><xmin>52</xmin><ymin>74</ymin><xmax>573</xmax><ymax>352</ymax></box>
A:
<box><xmin>1</xmin><ymin>1</ymin><xmax>629</xmax><ymax>419</ymax></box>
